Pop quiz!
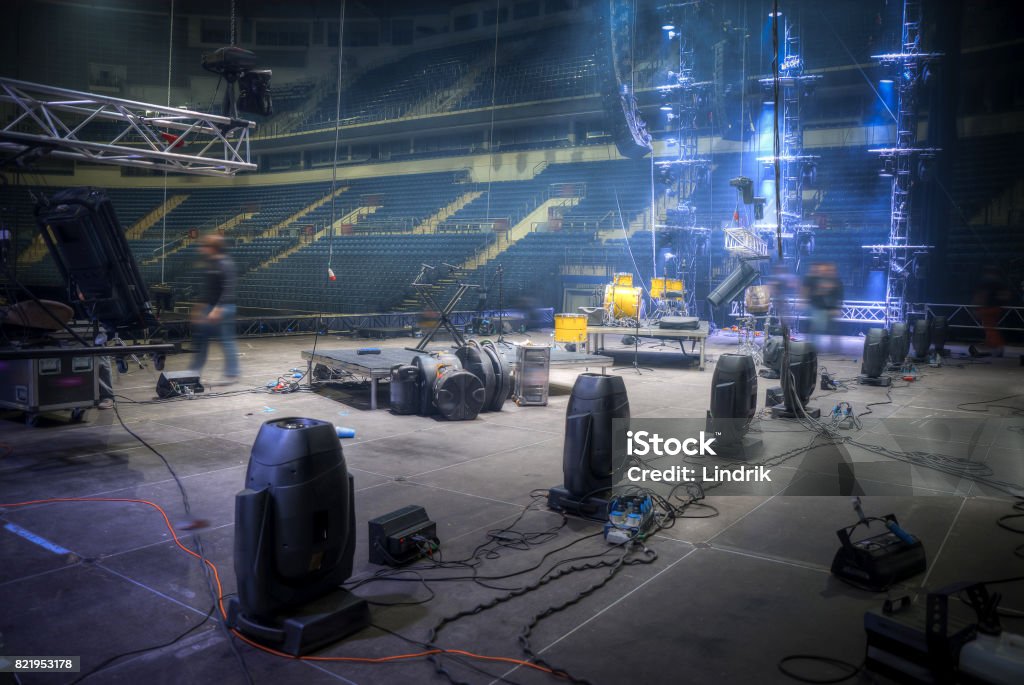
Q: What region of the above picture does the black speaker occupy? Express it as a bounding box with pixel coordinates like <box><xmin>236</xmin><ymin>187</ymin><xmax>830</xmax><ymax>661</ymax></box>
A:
<box><xmin>227</xmin><ymin>417</ymin><xmax>369</xmax><ymax>655</ymax></box>
<box><xmin>156</xmin><ymin>370</ymin><xmax>204</xmax><ymax>398</ymax></box>
<box><xmin>707</xmin><ymin>353</ymin><xmax>757</xmax><ymax>446</ymax></box>
<box><xmin>35</xmin><ymin>187</ymin><xmax>158</xmax><ymax>333</ymax></box>
<box><xmin>388</xmin><ymin>364</ymin><xmax>419</xmax><ymax>415</ymax></box>
<box><xmin>434</xmin><ymin>368</ymin><xmax>486</xmax><ymax>421</ymax></box>
<box><xmin>480</xmin><ymin>342</ymin><xmax>512</xmax><ymax>412</ymax></box>
<box><xmin>930</xmin><ymin>315</ymin><xmax>948</xmax><ymax>355</ymax></box>
<box><xmin>550</xmin><ymin>373</ymin><xmax>630</xmax><ymax>514</ymax></box>
<box><xmin>861</xmin><ymin>328</ymin><xmax>890</xmax><ymax>378</ymax></box>
<box><xmin>888</xmin><ymin>322</ymin><xmax>910</xmax><ymax>365</ymax></box>
<box><xmin>707</xmin><ymin>261</ymin><xmax>759</xmax><ymax>308</ymax></box>
<box><xmin>456</xmin><ymin>342</ymin><xmax>496</xmax><ymax>409</ymax></box>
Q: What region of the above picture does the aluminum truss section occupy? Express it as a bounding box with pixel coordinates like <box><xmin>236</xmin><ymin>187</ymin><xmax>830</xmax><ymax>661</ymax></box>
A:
<box><xmin>0</xmin><ymin>77</ymin><xmax>256</xmax><ymax>177</ymax></box>
<box><xmin>724</xmin><ymin>227</ymin><xmax>768</xmax><ymax>258</ymax></box>
<box><xmin>656</xmin><ymin>1</ymin><xmax>714</xmax><ymax>315</ymax></box>
<box><xmin>757</xmin><ymin>15</ymin><xmax>820</xmax><ymax>260</ymax></box>
<box><xmin>869</xmin><ymin>0</ymin><xmax>942</xmax><ymax>323</ymax></box>
<box><xmin>729</xmin><ymin>299</ymin><xmax>888</xmax><ymax>324</ymax></box>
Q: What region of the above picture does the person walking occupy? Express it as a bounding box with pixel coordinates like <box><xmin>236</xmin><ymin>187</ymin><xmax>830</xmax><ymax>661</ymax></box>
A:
<box><xmin>191</xmin><ymin>234</ymin><xmax>240</xmax><ymax>382</ymax></box>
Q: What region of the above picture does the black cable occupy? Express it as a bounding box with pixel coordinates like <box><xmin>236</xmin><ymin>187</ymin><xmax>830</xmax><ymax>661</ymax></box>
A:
<box><xmin>778</xmin><ymin>655</ymin><xmax>863</xmax><ymax>684</ymax></box>
<box><xmin>68</xmin><ymin>604</ymin><xmax>218</xmax><ymax>684</ymax></box>
<box><xmin>370</xmin><ymin>622</ymin><xmax>524</xmax><ymax>685</ymax></box>
<box><xmin>110</xmin><ymin>400</ymin><xmax>253</xmax><ymax>685</ymax></box>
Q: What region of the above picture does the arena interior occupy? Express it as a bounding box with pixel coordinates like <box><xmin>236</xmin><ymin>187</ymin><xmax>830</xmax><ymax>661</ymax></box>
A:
<box><xmin>1</xmin><ymin>1</ymin><xmax>1023</xmax><ymax>684</ymax></box>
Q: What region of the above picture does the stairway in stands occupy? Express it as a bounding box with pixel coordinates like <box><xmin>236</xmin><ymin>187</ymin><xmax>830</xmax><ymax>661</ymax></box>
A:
<box><xmin>256</xmin><ymin>185</ymin><xmax>349</xmax><ymax>240</ymax></box>
<box><xmin>413</xmin><ymin>190</ymin><xmax>483</xmax><ymax>233</ymax></box>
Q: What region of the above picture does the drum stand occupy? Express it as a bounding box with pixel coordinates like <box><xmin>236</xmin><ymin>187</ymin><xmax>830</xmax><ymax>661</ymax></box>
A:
<box><xmin>614</xmin><ymin>295</ymin><xmax>652</xmax><ymax>375</ymax></box>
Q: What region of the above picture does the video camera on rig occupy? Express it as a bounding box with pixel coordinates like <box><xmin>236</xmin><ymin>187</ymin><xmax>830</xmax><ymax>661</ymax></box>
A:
<box><xmin>202</xmin><ymin>46</ymin><xmax>273</xmax><ymax>117</ymax></box>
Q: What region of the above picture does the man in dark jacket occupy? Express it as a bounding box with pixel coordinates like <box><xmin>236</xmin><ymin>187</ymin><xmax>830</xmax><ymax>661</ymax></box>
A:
<box><xmin>191</xmin><ymin>234</ymin><xmax>240</xmax><ymax>381</ymax></box>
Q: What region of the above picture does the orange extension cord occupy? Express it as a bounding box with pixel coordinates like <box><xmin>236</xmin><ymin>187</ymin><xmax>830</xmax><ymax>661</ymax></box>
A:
<box><xmin>0</xmin><ymin>497</ymin><xmax>561</xmax><ymax>677</ymax></box>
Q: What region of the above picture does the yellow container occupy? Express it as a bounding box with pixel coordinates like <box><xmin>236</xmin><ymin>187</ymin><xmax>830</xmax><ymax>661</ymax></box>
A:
<box><xmin>554</xmin><ymin>313</ymin><xmax>588</xmax><ymax>343</ymax></box>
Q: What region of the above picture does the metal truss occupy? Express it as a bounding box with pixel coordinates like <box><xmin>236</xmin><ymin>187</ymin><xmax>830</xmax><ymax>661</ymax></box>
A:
<box><xmin>869</xmin><ymin>0</ymin><xmax>942</xmax><ymax>323</ymax></box>
<box><xmin>724</xmin><ymin>227</ymin><xmax>768</xmax><ymax>258</ymax></box>
<box><xmin>913</xmin><ymin>303</ymin><xmax>1024</xmax><ymax>332</ymax></box>
<box><xmin>0</xmin><ymin>77</ymin><xmax>256</xmax><ymax>177</ymax></box>
<box><xmin>155</xmin><ymin>308</ymin><xmax>551</xmax><ymax>341</ymax></box>
<box><xmin>730</xmin><ymin>299</ymin><xmax>888</xmax><ymax>323</ymax></box>
<box><xmin>757</xmin><ymin>16</ymin><xmax>820</xmax><ymax>261</ymax></box>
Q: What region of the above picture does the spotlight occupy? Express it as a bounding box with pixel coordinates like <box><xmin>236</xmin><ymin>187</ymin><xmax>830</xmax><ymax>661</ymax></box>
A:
<box><xmin>227</xmin><ymin>418</ymin><xmax>369</xmax><ymax>655</ymax></box>
<box><xmin>770</xmin><ymin>340</ymin><xmax>821</xmax><ymax>419</ymax></box>
<box><xmin>859</xmin><ymin>328</ymin><xmax>892</xmax><ymax>386</ymax></box>
<box><xmin>660</xmin><ymin>104</ymin><xmax>673</xmax><ymax>111</ymax></box>
<box><xmin>707</xmin><ymin>260</ymin><xmax>760</xmax><ymax>309</ymax></box>
<box><xmin>706</xmin><ymin>353</ymin><xmax>760</xmax><ymax>451</ymax></box>
<box><xmin>931</xmin><ymin>315</ymin><xmax>948</xmax><ymax>356</ymax></box>
<box><xmin>769</xmin><ymin>11</ymin><xmax>783</xmax><ymax>18</ymax></box>
<box><xmin>548</xmin><ymin>373</ymin><xmax>630</xmax><ymax>518</ymax></box>
<box><xmin>888</xmin><ymin>321</ymin><xmax>910</xmax><ymax>366</ymax></box>
<box><xmin>880</xmin><ymin>78</ymin><xmax>894</xmax><ymax>84</ymax></box>
<box><xmin>662</xmin><ymin>23</ymin><xmax>675</xmax><ymax>31</ymax></box>
<box><xmin>797</xmin><ymin>231</ymin><xmax>815</xmax><ymax>257</ymax></box>
<box><xmin>909</xmin><ymin>315</ymin><xmax>931</xmax><ymax>361</ymax></box>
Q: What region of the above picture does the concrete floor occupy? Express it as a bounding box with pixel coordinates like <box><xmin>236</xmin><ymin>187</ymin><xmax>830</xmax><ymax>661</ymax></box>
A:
<box><xmin>1</xmin><ymin>329</ymin><xmax>1022</xmax><ymax>685</ymax></box>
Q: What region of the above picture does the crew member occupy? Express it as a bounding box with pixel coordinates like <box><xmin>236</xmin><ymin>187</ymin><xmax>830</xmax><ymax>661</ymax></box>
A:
<box><xmin>191</xmin><ymin>234</ymin><xmax>240</xmax><ymax>382</ymax></box>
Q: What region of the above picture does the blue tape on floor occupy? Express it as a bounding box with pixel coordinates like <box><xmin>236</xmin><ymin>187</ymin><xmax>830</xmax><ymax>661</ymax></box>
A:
<box><xmin>4</xmin><ymin>522</ymin><xmax>72</xmax><ymax>555</ymax></box>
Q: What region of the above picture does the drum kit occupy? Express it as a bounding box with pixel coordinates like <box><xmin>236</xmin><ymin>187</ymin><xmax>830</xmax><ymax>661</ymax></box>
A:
<box><xmin>736</xmin><ymin>285</ymin><xmax>774</xmax><ymax>362</ymax></box>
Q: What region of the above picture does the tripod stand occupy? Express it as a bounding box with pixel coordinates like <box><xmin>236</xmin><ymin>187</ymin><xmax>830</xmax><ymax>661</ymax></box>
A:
<box><xmin>613</xmin><ymin>291</ymin><xmax>652</xmax><ymax>375</ymax></box>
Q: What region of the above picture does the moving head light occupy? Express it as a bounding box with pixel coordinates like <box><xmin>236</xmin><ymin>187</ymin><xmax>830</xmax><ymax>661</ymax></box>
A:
<box><xmin>202</xmin><ymin>46</ymin><xmax>273</xmax><ymax>118</ymax></box>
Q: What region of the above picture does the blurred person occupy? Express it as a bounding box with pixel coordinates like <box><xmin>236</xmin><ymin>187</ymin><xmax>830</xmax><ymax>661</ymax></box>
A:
<box><xmin>802</xmin><ymin>262</ymin><xmax>844</xmax><ymax>352</ymax></box>
<box><xmin>766</xmin><ymin>262</ymin><xmax>799</xmax><ymax>333</ymax></box>
<box><xmin>973</xmin><ymin>265</ymin><xmax>1010</xmax><ymax>357</ymax></box>
<box><xmin>191</xmin><ymin>234</ymin><xmax>240</xmax><ymax>382</ymax></box>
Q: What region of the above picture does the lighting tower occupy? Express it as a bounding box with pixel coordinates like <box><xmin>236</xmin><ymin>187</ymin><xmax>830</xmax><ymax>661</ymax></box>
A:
<box><xmin>868</xmin><ymin>0</ymin><xmax>940</xmax><ymax>323</ymax></box>
<box><xmin>656</xmin><ymin>1</ymin><xmax>712</xmax><ymax>316</ymax></box>
<box><xmin>757</xmin><ymin>12</ymin><xmax>820</xmax><ymax>265</ymax></box>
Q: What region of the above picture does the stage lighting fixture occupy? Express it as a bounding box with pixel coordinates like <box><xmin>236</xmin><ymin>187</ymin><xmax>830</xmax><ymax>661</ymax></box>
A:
<box><xmin>706</xmin><ymin>353</ymin><xmax>759</xmax><ymax>451</ymax></box>
<box><xmin>707</xmin><ymin>260</ymin><xmax>760</xmax><ymax>309</ymax></box>
<box><xmin>729</xmin><ymin>176</ymin><xmax>755</xmax><ymax>205</ymax></box>
<box><xmin>753</xmin><ymin>197</ymin><xmax>766</xmax><ymax>220</ymax></box>
<box><xmin>888</xmin><ymin>322</ymin><xmax>910</xmax><ymax>366</ymax></box>
<box><xmin>662</xmin><ymin>23</ymin><xmax>675</xmax><ymax>31</ymax></box>
<box><xmin>548</xmin><ymin>373</ymin><xmax>630</xmax><ymax>518</ymax></box>
<box><xmin>760</xmin><ymin>335</ymin><xmax>784</xmax><ymax>379</ymax></box>
<box><xmin>909</xmin><ymin>315</ymin><xmax>931</xmax><ymax>361</ymax></box>
<box><xmin>797</xmin><ymin>231</ymin><xmax>815</xmax><ymax>257</ymax></box>
<box><xmin>228</xmin><ymin>417</ymin><xmax>369</xmax><ymax>656</ymax></box>
<box><xmin>202</xmin><ymin>46</ymin><xmax>273</xmax><ymax>118</ymax></box>
<box><xmin>930</xmin><ymin>315</ymin><xmax>948</xmax><ymax>356</ymax></box>
<box><xmin>859</xmin><ymin>328</ymin><xmax>892</xmax><ymax>386</ymax></box>
<box><xmin>770</xmin><ymin>340</ymin><xmax>821</xmax><ymax>419</ymax></box>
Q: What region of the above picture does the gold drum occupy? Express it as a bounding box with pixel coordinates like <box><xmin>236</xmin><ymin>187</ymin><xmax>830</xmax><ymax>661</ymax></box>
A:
<box><xmin>744</xmin><ymin>285</ymin><xmax>771</xmax><ymax>314</ymax></box>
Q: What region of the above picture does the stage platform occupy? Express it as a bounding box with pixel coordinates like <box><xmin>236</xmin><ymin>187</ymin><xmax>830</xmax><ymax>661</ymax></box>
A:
<box><xmin>302</xmin><ymin>344</ymin><xmax>613</xmax><ymax>409</ymax></box>
<box><xmin>587</xmin><ymin>320</ymin><xmax>710</xmax><ymax>370</ymax></box>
